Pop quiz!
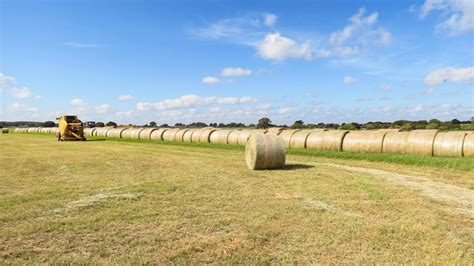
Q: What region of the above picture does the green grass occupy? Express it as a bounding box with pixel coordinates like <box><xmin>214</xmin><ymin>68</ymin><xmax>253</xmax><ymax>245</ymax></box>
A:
<box><xmin>1</xmin><ymin>134</ymin><xmax>473</xmax><ymax>263</ymax></box>
<box><xmin>80</xmin><ymin>135</ymin><xmax>474</xmax><ymax>171</ymax></box>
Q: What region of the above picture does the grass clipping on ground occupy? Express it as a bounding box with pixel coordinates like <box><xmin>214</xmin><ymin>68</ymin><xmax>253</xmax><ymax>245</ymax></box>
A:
<box><xmin>245</xmin><ymin>133</ymin><xmax>286</xmax><ymax>170</ymax></box>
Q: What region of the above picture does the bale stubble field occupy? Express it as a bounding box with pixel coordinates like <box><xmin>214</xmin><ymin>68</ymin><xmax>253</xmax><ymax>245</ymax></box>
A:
<box><xmin>0</xmin><ymin>134</ymin><xmax>473</xmax><ymax>264</ymax></box>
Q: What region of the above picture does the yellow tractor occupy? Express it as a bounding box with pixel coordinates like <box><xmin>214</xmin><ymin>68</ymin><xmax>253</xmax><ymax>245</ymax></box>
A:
<box><xmin>56</xmin><ymin>115</ymin><xmax>86</xmax><ymax>141</ymax></box>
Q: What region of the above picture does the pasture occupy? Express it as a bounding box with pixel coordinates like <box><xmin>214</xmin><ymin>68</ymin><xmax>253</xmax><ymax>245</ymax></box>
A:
<box><xmin>1</xmin><ymin>134</ymin><xmax>473</xmax><ymax>263</ymax></box>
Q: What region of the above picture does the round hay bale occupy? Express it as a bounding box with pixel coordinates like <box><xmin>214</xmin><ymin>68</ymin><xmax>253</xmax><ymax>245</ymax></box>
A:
<box><xmin>163</xmin><ymin>128</ymin><xmax>181</xmax><ymax>141</ymax></box>
<box><xmin>191</xmin><ymin>128</ymin><xmax>206</xmax><ymax>142</ymax></box>
<box><xmin>51</xmin><ymin>128</ymin><xmax>59</xmax><ymax>134</ymax></box>
<box><xmin>377</xmin><ymin>128</ymin><xmax>401</xmax><ymax>133</ymax></box>
<box><xmin>94</xmin><ymin>128</ymin><xmax>112</xmax><ymax>137</ymax></box>
<box><xmin>182</xmin><ymin>129</ymin><xmax>197</xmax><ymax>142</ymax></box>
<box><xmin>406</xmin><ymin>130</ymin><xmax>439</xmax><ymax>156</ymax></box>
<box><xmin>433</xmin><ymin>131</ymin><xmax>467</xmax><ymax>157</ymax></box>
<box><xmin>26</xmin><ymin>128</ymin><xmax>35</xmax><ymax>133</ymax></box>
<box><xmin>266</xmin><ymin>127</ymin><xmax>284</xmax><ymax>134</ymax></box>
<box><xmin>106</xmin><ymin>128</ymin><xmax>126</xmax><ymax>138</ymax></box>
<box><xmin>342</xmin><ymin>131</ymin><xmax>387</xmax><ymax>153</ymax></box>
<box><xmin>120</xmin><ymin>129</ymin><xmax>132</xmax><ymax>139</ymax></box>
<box><xmin>128</xmin><ymin>128</ymin><xmax>145</xmax><ymax>139</ymax></box>
<box><xmin>40</xmin><ymin>128</ymin><xmax>49</xmax><ymax>134</ymax></box>
<box><xmin>227</xmin><ymin>130</ymin><xmax>242</xmax><ymax>145</ymax></box>
<box><xmin>150</xmin><ymin>128</ymin><xmax>168</xmax><ymax>141</ymax></box>
<box><xmin>139</xmin><ymin>128</ymin><xmax>158</xmax><ymax>140</ymax></box>
<box><xmin>2</xmin><ymin>128</ymin><xmax>9</xmax><ymax>134</ymax></box>
<box><xmin>174</xmin><ymin>129</ymin><xmax>189</xmax><ymax>142</ymax></box>
<box><xmin>278</xmin><ymin>129</ymin><xmax>301</xmax><ymax>148</ymax></box>
<box><xmin>14</xmin><ymin>128</ymin><xmax>20</xmax><ymax>133</ymax></box>
<box><xmin>382</xmin><ymin>132</ymin><xmax>409</xmax><ymax>154</ymax></box>
<box><xmin>199</xmin><ymin>128</ymin><xmax>217</xmax><ymax>143</ymax></box>
<box><xmin>463</xmin><ymin>133</ymin><xmax>474</xmax><ymax>157</ymax></box>
<box><xmin>306</xmin><ymin>130</ymin><xmax>349</xmax><ymax>151</ymax></box>
<box><xmin>237</xmin><ymin>131</ymin><xmax>252</xmax><ymax>146</ymax></box>
<box><xmin>210</xmin><ymin>129</ymin><xmax>233</xmax><ymax>144</ymax></box>
<box><xmin>245</xmin><ymin>133</ymin><xmax>286</xmax><ymax>170</ymax></box>
<box><xmin>289</xmin><ymin>130</ymin><xmax>314</xmax><ymax>148</ymax></box>
<box><xmin>83</xmin><ymin>128</ymin><xmax>96</xmax><ymax>137</ymax></box>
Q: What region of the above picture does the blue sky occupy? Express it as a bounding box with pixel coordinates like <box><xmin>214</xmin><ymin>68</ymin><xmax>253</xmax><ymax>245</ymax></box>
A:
<box><xmin>1</xmin><ymin>0</ymin><xmax>473</xmax><ymax>125</ymax></box>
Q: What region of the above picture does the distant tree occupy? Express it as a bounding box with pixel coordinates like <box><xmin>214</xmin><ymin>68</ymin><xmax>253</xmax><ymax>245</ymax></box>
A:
<box><xmin>248</xmin><ymin>123</ymin><xmax>256</xmax><ymax>128</ymax></box>
<box><xmin>451</xmin><ymin>119</ymin><xmax>461</xmax><ymax>125</ymax></box>
<box><xmin>95</xmin><ymin>122</ymin><xmax>105</xmax><ymax>127</ymax></box>
<box><xmin>43</xmin><ymin>121</ymin><xmax>56</xmax><ymax>127</ymax></box>
<box><xmin>106</xmin><ymin>121</ymin><xmax>117</xmax><ymax>127</ymax></box>
<box><xmin>175</xmin><ymin>123</ymin><xmax>185</xmax><ymax>127</ymax></box>
<box><xmin>317</xmin><ymin>123</ymin><xmax>326</xmax><ymax>128</ymax></box>
<box><xmin>160</xmin><ymin>123</ymin><xmax>169</xmax><ymax>127</ymax></box>
<box><xmin>257</xmin><ymin>117</ymin><xmax>271</xmax><ymax>129</ymax></box>
<box><xmin>425</xmin><ymin>123</ymin><xmax>439</xmax><ymax>129</ymax></box>
<box><xmin>209</xmin><ymin>123</ymin><xmax>218</xmax><ymax>127</ymax></box>
<box><xmin>400</xmin><ymin>124</ymin><xmax>413</xmax><ymax>131</ymax></box>
<box><xmin>218</xmin><ymin>123</ymin><xmax>226</xmax><ymax>128</ymax></box>
<box><xmin>149</xmin><ymin>121</ymin><xmax>157</xmax><ymax>127</ymax></box>
<box><xmin>291</xmin><ymin>120</ymin><xmax>304</xmax><ymax>129</ymax></box>
<box><xmin>341</xmin><ymin>123</ymin><xmax>360</xmax><ymax>130</ymax></box>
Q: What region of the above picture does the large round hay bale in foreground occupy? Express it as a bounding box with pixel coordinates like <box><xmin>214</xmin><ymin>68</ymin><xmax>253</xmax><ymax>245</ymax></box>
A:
<box><xmin>2</xmin><ymin>128</ymin><xmax>9</xmax><ymax>134</ymax></box>
<box><xmin>245</xmin><ymin>133</ymin><xmax>286</xmax><ymax>170</ymax></box>
<box><xmin>138</xmin><ymin>128</ymin><xmax>158</xmax><ymax>140</ymax></box>
<box><xmin>463</xmin><ymin>133</ymin><xmax>474</xmax><ymax>157</ymax></box>
<box><xmin>174</xmin><ymin>129</ymin><xmax>189</xmax><ymax>142</ymax></box>
<box><xmin>163</xmin><ymin>128</ymin><xmax>180</xmax><ymax>141</ymax></box>
<box><xmin>306</xmin><ymin>130</ymin><xmax>348</xmax><ymax>151</ymax></box>
<box><xmin>150</xmin><ymin>128</ymin><xmax>168</xmax><ymax>141</ymax></box>
<box><xmin>278</xmin><ymin>129</ymin><xmax>301</xmax><ymax>148</ymax></box>
<box><xmin>342</xmin><ymin>131</ymin><xmax>387</xmax><ymax>153</ymax></box>
<box><xmin>433</xmin><ymin>131</ymin><xmax>467</xmax><ymax>157</ymax></box>
<box><xmin>406</xmin><ymin>130</ymin><xmax>439</xmax><ymax>156</ymax></box>
<box><xmin>289</xmin><ymin>130</ymin><xmax>320</xmax><ymax>148</ymax></box>
<box><xmin>83</xmin><ymin>128</ymin><xmax>96</xmax><ymax>137</ymax></box>
<box><xmin>227</xmin><ymin>130</ymin><xmax>242</xmax><ymax>145</ymax></box>
<box><xmin>106</xmin><ymin>128</ymin><xmax>126</xmax><ymax>138</ymax></box>
<box><xmin>210</xmin><ymin>129</ymin><xmax>233</xmax><ymax>144</ymax></box>
<box><xmin>382</xmin><ymin>132</ymin><xmax>409</xmax><ymax>154</ymax></box>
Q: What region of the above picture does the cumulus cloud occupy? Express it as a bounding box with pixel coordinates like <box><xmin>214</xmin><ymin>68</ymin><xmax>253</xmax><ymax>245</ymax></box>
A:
<box><xmin>220</xmin><ymin>67</ymin><xmax>252</xmax><ymax>77</ymax></box>
<box><xmin>329</xmin><ymin>8</ymin><xmax>379</xmax><ymax>45</ymax></box>
<box><xmin>118</xmin><ymin>95</ymin><xmax>134</xmax><ymax>101</ymax></box>
<box><xmin>9</xmin><ymin>102</ymin><xmax>38</xmax><ymax>113</ymax></box>
<box><xmin>95</xmin><ymin>104</ymin><xmax>110</xmax><ymax>114</ymax></box>
<box><xmin>70</xmin><ymin>98</ymin><xmax>85</xmax><ymax>106</ymax></box>
<box><xmin>202</xmin><ymin>76</ymin><xmax>220</xmax><ymax>84</ymax></box>
<box><xmin>257</xmin><ymin>33</ymin><xmax>312</xmax><ymax>61</ymax></box>
<box><xmin>0</xmin><ymin>73</ymin><xmax>40</xmax><ymax>99</ymax></box>
<box><xmin>343</xmin><ymin>76</ymin><xmax>358</xmax><ymax>85</ymax></box>
<box><xmin>264</xmin><ymin>13</ymin><xmax>277</xmax><ymax>26</ymax></box>
<box><xmin>136</xmin><ymin>95</ymin><xmax>257</xmax><ymax>111</ymax></box>
<box><xmin>424</xmin><ymin>67</ymin><xmax>474</xmax><ymax>85</ymax></box>
<box><xmin>278</xmin><ymin>107</ymin><xmax>294</xmax><ymax>114</ymax></box>
<box><xmin>418</xmin><ymin>0</ymin><xmax>473</xmax><ymax>35</ymax></box>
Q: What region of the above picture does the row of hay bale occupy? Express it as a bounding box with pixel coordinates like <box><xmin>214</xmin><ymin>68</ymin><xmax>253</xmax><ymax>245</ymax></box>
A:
<box><xmin>13</xmin><ymin>126</ymin><xmax>473</xmax><ymax>157</ymax></box>
<box><xmin>14</xmin><ymin>127</ymin><xmax>59</xmax><ymax>134</ymax></box>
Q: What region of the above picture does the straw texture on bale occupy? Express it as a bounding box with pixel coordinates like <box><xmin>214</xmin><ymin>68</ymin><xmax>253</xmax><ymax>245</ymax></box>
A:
<box><xmin>342</xmin><ymin>131</ymin><xmax>387</xmax><ymax>153</ymax></box>
<box><xmin>382</xmin><ymin>132</ymin><xmax>409</xmax><ymax>154</ymax></box>
<box><xmin>2</xmin><ymin>128</ymin><xmax>9</xmax><ymax>134</ymax></box>
<box><xmin>106</xmin><ymin>128</ymin><xmax>126</xmax><ymax>138</ymax></box>
<box><xmin>227</xmin><ymin>130</ymin><xmax>242</xmax><ymax>145</ymax></box>
<box><xmin>237</xmin><ymin>131</ymin><xmax>252</xmax><ymax>146</ymax></box>
<box><xmin>377</xmin><ymin>128</ymin><xmax>401</xmax><ymax>133</ymax></box>
<box><xmin>406</xmin><ymin>130</ymin><xmax>439</xmax><ymax>156</ymax></box>
<box><xmin>433</xmin><ymin>131</ymin><xmax>467</xmax><ymax>157</ymax></box>
<box><xmin>39</xmin><ymin>128</ymin><xmax>49</xmax><ymax>134</ymax></box>
<box><xmin>289</xmin><ymin>130</ymin><xmax>313</xmax><ymax>148</ymax></box>
<box><xmin>163</xmin><ymin>128</ymin><xmax>181</xmax><ymax>142</ymax></box>
<box><xmin>245</xmin><ymin>133</ymin><xmax>286</xmax><ymax>170</ymax></box>
<box><xmin>51</xmin><ymin>128</ymin><xmax>59</xmax><ymax>134</ymax></box>
<box><xmin>150</xmin><ymin>128</ymin><xmax>168</xmax><ymax>141</ymax></box>
<box><xmin>138</xmin><ymin>128</ymin><xmax>158</xmax><ymax>140</ymax></box>
<box><xmin>278</xmin><ymin>129</ymin><xmax>301</xmax><ymax>148</ymax></box>
<box><xmin>83</xmin><ymin>128</ymin><xmax>96</xmax><ymax>137</ymax></box>
<box><xmin>128</xmin><ymin>128</ymin><xmax>145</xmax><ymax>139</ymax></box>
<box><xmin>174</xmin><ymin>129</ymin><xmax>189</xmax><ymax>142</ymax></box>
<box><xmin>94</xmin><ymin>128</ymin><xmax>112</xmax><ymax>137</ymax></box>
<box><xmin>191</xmin><ymin>128</ymin><xmax>205</xmax><ymax>142</ymax></box>
<box><xmin>210</xmin><ymin>130</ymin><xmax>233</xmax><ymax>144</ymax></box>
<box><xmin>120</xmin><ymin>129</ymin><xmax>132</xmax><ymax>139</ymax></box>
<box><xmin>463</xmin><ymin>133</ymin><xmax>474</xmax><ymax>157</ymax></box>
<box><xmin>182</xmin><ymin>129</ymin><xmax>196</xmax><ymax>142</ymax></box>
<box><xmin>266</xmin><ymin>127</ymin><xmax>283</xmax><ymax>134</ymax></box>
<box><xmin>199</xmin><ymin>128</ymin><xmax>217</xmax><ymax>143</ymax></box>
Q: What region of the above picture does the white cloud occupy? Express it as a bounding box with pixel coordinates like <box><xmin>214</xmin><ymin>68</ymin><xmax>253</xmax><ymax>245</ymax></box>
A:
<box><xmin>70</xmin><ymin>98</ymin><xmax>85</xmax><ymax>106</ymax></box>
<box><xmin>423</xmin><ymin>87</ymin><xmax>437</xmax><ymax>96</ymax></box>
<box><xmin>220</xmin><ymin>67</ymin><xmax>252</xmax><ymax>77</ymax></box>
<box><xmin>202</xmin><ymin>76</ymin><xmax>220</xmax><ymax>84</ymax></box>
<box><xmin>264</xmin><ymin>13</ymin><xmax>277</xmax><ymax>26</ymax></box>
<box><xmin>95</xmin><ymin>104</ymin><xmax>110</xmax><ymax>114</ymax></box>
<box><xmin>329</xmin><ymin>8</ymin><xmax>379</xmax><ymax>45</ymax></box>
<box><xmin>378</xmin><ymin>84</ymin><xmax>392</xmax><ymax>92</ymax></box>
<box><xmin>0</xmin><ymin>73</ymin><xmax>40</xmax><ymax>99</ymax></box>
<box><xmin>136</xmin><ymin>95</ymin><xmax>257</xmax><ymax>112</ymax></box>
<box><xmin>343</xmin><ymin>76</ymin><xmax>358</xmax><ymax>85</ymax></box>
<box><xmin>118</xmin><ymin>95</ymin><xmax>134</xmax><ymax>101</ymax></box>
<box><xmin>424</xmin><ymin>67</ymin><xmax>474</xmax><ymax>85</ymax></box>
<box><xmin>257</xmin><ymin>33</ymin><xmax>312</xmax><ymax>61</ymax></box>
<box><xmin>419</xmin><ymin>0</ymin><xmax>473</xmax><ymax>35</ymax></box>
<box><xmin>9</xmin><ymin>102</ymin><xmax>38</xmax><ymax>113</ymax></box>
<box><xmin>278</xmin><ymin>107</ymin><xmax>294</xmax><ymax>114</ymax></box>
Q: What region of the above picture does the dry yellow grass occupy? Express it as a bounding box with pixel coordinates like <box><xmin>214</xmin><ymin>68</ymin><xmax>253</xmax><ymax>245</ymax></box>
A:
<box><xmin>0</xmin><ymin>134</ymin><xmax>473</xmax><ymax>264</ymax></box>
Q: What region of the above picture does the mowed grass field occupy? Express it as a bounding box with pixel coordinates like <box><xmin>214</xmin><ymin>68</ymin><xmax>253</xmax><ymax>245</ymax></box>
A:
<box><xmin>1</xmin><ymin>134</ymin><xmax>473</xmax><ymax>264</ymax></box>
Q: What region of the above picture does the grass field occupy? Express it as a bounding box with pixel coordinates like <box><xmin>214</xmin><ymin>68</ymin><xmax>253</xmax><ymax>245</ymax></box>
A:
<box><xmin>1</xmin><ymin>134</ymin><xmax>473</xmax><ymax>263</ymax></box>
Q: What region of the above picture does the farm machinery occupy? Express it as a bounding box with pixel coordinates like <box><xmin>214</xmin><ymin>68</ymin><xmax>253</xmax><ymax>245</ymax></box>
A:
<box><xmin>56</xmin><ymin>115</ymin><xmax>86</xmax><ymax>141</ymax></box>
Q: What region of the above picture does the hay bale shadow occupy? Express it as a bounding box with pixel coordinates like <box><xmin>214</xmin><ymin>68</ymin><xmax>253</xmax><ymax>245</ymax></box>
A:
<box><xmin>280</xmin><ymin>163</ymin><xmax>314</xmax><ymax>170</ymax></box>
